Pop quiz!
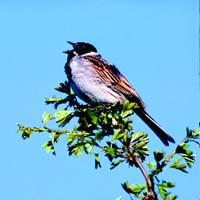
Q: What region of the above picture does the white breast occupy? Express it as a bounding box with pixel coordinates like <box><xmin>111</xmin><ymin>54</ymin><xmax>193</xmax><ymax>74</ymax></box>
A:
<box><xmin>69</xmin><ymin>53</ymin><xmax>125</xmax><ymax>103</ymax></box>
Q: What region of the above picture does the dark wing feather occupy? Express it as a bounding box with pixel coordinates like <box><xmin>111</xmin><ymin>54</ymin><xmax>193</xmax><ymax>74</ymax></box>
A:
<box><xmin>84</xmin><ymin>55</ymin><xmax>145</xmax><ymax>108</ymax></box>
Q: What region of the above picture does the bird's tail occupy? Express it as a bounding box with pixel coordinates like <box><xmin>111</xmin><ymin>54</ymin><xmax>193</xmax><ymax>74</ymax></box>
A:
<box><xmin>135</xmin><ymin>109</ymin><xmax>175</xmax><ymax>146</ymax></box>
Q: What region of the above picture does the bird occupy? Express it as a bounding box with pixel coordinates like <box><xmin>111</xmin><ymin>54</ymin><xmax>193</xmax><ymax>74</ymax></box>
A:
<box><xmin>63</xmin><ymin>41</ymin><xmax>175</xmax><ymax>146</ymax></box>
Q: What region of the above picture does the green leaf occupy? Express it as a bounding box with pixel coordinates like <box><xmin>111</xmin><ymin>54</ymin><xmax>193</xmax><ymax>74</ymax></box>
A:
<box><xmin>84</xmin><ymin>143</ymin><xmax>93</xmax><ymax>154</ymax></box>
<box><xmin>120</xmin><ymin>100</ymin><xmax>135</xmax><ymax>118</ymax></box>
<box><xmin>112</xmin><ymin>129</ymin><xmax>124</xmax><ymax>141</ymax></box>
<box><xmin>94</xmin><ymin>153</ymin><xmax>101</xmax><ymax>169</ymax></box>
<box><xmin>128</xmin><ymin>102</ymin><xmax>137</xmax><ymax>110</ymax></box>
<box><xmin>88</xmin><ymin>111</ymin><xmax>98</xmax><ymax>125</ymax></box>
<box><xmin>122</xmin><ymin>100</ymin><xmax>137</xmax><ymax>111</ymax></box>
<box><xmin>54</xmin><ymin>110</ymin><xmax>73</xmax><ymax>127</ymax></box>
<box><xmin>131</xmin><ymin>184</ymin><xmax>146</xmax><ymax>193</ymax></box>
<box><xmin>68</xmin><ymin>144</ymin><xmax>82</xmax><ymax>157</ymax></box>
<box><xmin>45</xmin><ymin>96</ymin><xmax>66</xmax><ymax>104</ymax></box>
<box><xmin>130</xmin><ymin>132</ymin><xmax>147</xmax><ymax>143</ymax></box>
<box><xmin>106</xmin><ymin>146</ymin><xmax>116</xmax><ymax>158</ymax></box>
<box><xmin>130</xmin><ymin>132</ymin><xmax>149</xmax><ymax>161</ymax></box>
<box><xmin>42</xmin><ymin>112</ymin><xmax>53</xmax><ymax>125</ymax></box>
<box><xmin>158</xmin><ymin>181</ymin><xmax>175</xmax><ymax>199</ymax></box>
<box><xmin>120</xmin><ymin>109</ymin><xmax>134</xmax><ymax>118</ymax></box>
<box><xmin>94</xmin><ymin>130</ymin><xmax>103</xmax><ymax>141</ymax></box>
<box><xmin>170</xmin><ymin>158</ymin><xmax>188</xmax><ymax>173</ymax></box>
<box><xmin>49</xmin><ymin>132</ymin><xmax>61</xmax><ymax>143</ymax></box>
<box><xmin>168</xmin><ymin>194</ymin><xmax>178</xmax><ymax>200</ymax></box>
<box><xmin>122</xmin><ymin>100</ymin><xmax>129</xmax><ymax>110</ymax></box>
<box><xmin>176</xmin><ymin>143</ymin><xmax>195</xmax><ymax>168</ymax></box>
<box><xmin>17</xmin><ymin>124</ymin><xmax>33</xmax><ymax>139</ymax></box>
<box><xmin>146</xmin><ymin>161</ymin><xmax>156</xmax><ymax>171</ymax></box>
<box><xmin>121</xmin><ymin>181</ymin><xmax>146</xmax><ymax>197</ymax></box>
<box><xmin>42</xmin><ymin>141</ymin><xmax>56</xmax><ymax>155</ymax></box>
<box><xmin>186</xmin><ymin>127</ymin><xmax>200</xmax><ymax>140</ymax></box>
<box><xmin>103</xmin><ymin>115</ymin><xmax>108</xmax><ymax>124</ymax></box>
<box><xmin>110</xmin><ymin>159</ymin><xmax>124</xmax><ymax>170</ymax></box>
<box><xmin>154</xmin><ymin>150</ymin><xmax>165</xmax><ymax>162</ymax></box>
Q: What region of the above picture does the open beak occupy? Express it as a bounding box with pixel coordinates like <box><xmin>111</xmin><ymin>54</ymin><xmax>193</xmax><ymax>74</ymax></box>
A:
<box><xmin>62</xmin><ymin>50</ymin><xmax>69</xmax><ymax>54</ymax></box>
<box><xmin>67</xmin><ymin>41</ymin><xmax>75</xmax><ymax>46</ymax></box>
<box><xmin>62</xmin><ymin>41</ymin><xmax>76</xmax><ymax>54</ymax></box>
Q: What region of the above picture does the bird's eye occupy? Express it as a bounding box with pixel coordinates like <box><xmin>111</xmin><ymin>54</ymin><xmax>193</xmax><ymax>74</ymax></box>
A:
<box><xmin>73</xmin><ymin>50</ymin><xmax>78</xmax><ymax>56</ymax></box>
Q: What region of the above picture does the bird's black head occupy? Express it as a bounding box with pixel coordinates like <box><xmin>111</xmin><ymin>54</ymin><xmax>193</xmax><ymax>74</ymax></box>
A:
<box><xmin>63</xmin><ymin>41</ymin><xmax>97</xmax><ymax>57</ymax></box>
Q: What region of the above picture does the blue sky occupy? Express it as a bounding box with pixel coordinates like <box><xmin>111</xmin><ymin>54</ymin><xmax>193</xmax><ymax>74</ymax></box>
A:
<box><xmin>1</xmin><ymin>1</ymin><xmax>199</xmax><ymax>200</ymax></box>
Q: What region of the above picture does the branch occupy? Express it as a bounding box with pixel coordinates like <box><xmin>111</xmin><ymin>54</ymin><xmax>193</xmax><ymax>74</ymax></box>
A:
<box><xmin>129</xmin><ymin>151</ymin><xmax>158</xmax><ymax>200</ymax></box>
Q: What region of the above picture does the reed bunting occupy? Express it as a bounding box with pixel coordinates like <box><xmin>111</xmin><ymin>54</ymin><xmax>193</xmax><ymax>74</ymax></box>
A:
<box><xmin>63</xmin><ymin>41</ymin><xmax>175</xmax><ymax>146</ymax></box>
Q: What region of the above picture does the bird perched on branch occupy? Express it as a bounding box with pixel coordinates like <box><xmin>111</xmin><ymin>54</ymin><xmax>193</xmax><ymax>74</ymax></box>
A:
<box><xmin>63</xmin><ymin>41</ymin><xmax>175</xmax><ymax>146</ymax></box>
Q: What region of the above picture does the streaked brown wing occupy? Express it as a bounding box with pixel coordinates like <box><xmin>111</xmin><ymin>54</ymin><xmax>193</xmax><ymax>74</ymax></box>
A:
<box><xmin>84</xmin><ymin>55</ymin><xmax>145</xmax><ymax>107</ymax></box>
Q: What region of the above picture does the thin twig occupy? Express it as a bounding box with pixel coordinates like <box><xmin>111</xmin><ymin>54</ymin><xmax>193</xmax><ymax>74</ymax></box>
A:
<box><xmin>130</xmin><ymin>153</ymin><xmax>158</xmax><ymax>200</ymax></box>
